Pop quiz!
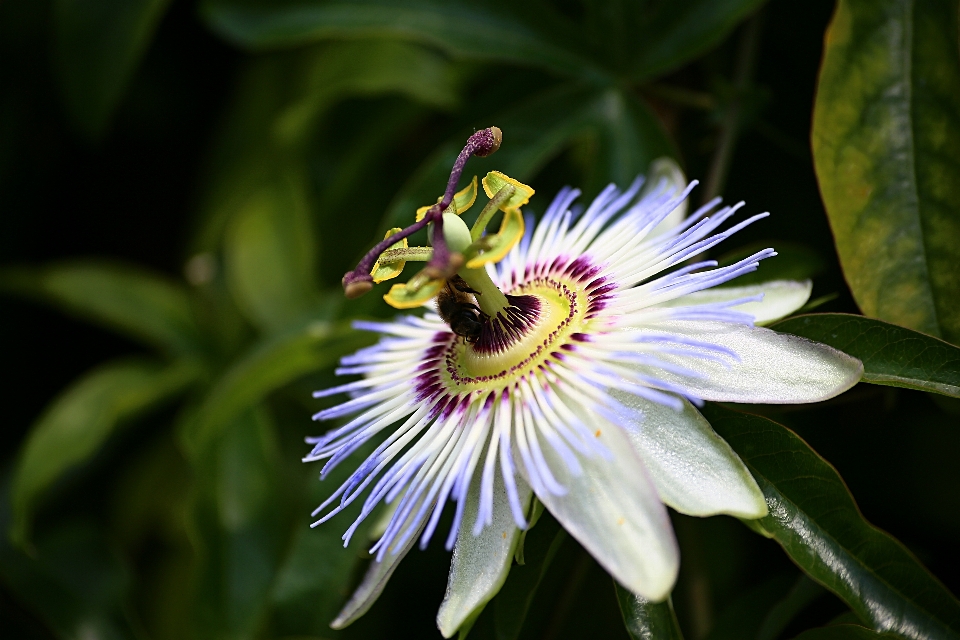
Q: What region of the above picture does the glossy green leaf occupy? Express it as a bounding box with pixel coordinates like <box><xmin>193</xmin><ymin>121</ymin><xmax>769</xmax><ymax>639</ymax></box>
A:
<box><xmin>1</xmin><ymin>260</ymin><xmax>201</xmax><ymax>355</ymax></box>
<box><xmin>10</xmin><ymin>358</ymin><xmax>201</xmax><ymax>545</ymax></box>
<box><xmin>53</xmin><ymin>0</ymin><xmax>172</xmax><ymax>138</ymax></box>
<box><xmin>615</xmin><ymin>583</ymin><xmax>685</xmax><ymax>640</ymax></box>
<box><xmin>772</xmin><ymin>314</ymin><xmax>960</xmax><ymax>397</ymax></box>
<box><xmin>704</xmin><ymin>405</ymin><xmax>960</xmax><ymax>640</ymax></box>
<box><xmin>812</xmin><ymin>0</ymin><xmax>960</xmax><ymax>345</ymax></box>
<box><xmin>180</xmin><ymin>320</ymin><xmax>369</xmax><ymax>457</ymax></box>
<box><xmin>223</xmin><ymin>167</ymin><xmax>322</xmax><ymax>332</ymax></box>
<box><xmin>199</xmin><ymin>0</ymin><xmax>597</xmax><ymax>77</ymax></box>
<box><xmin>792</xmin><ymin>625</ymin><xmax>900</xmax><ymax>640</ymax></box>
<box><xmin>189</xmin><ymin>407</ymin><xmax>289</xmax><ymax>639</ymax></box>
<box><xmin>385</xmin><ymin>83</ymin><xmax>673</xmax><ymax>229</ymax></box>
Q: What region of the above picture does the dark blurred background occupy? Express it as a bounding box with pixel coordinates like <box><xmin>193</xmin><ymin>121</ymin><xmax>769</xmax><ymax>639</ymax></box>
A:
<box><xmin>2</xmin><ymin>0</ymin><xmax>958</xmax><ymax>638</ymax></box>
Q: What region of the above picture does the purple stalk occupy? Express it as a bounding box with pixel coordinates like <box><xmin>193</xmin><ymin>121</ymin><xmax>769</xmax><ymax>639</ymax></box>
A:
<box><xmin>342</xmin><ymin>127</ymin><xmax>501</xmax><ymax>298</ymax></box>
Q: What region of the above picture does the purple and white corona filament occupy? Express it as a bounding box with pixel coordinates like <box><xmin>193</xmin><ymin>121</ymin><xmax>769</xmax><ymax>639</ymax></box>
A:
<box><xmin>307</xmin><ymin>133</ymin><xmax>862</xmax><ymax>637</ymax></box>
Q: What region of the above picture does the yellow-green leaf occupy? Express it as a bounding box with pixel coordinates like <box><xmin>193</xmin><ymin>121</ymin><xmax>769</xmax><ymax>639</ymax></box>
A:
<box><xmin>812</xmin><ymin>0</ymin><xmax>960</xmax><ymax>344</ymax></box>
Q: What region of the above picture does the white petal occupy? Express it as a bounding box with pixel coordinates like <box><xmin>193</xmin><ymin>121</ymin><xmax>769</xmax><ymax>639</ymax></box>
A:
<box><xmin>664</xmin><ymin>280</ymin><xmax>812</xmax><ymax>325</ymax></box>
<box><xmin>437</xmin><ymin>471</ymin><xmax>533</xmax><ymax>637</ymax></box>
<box><xmin>520</xmin><ymin>416</ymin><xmax>679</xmax><ymax>600</ymax></box>
<box><xmin>644</xmin><ymin>157</ymin><xmax>688</xmax><ymax>238</ymax></box>
<box><xmin>330</xmin><ymin>511</ymin><xmax>425</xmax><ymax>629</ymax></box>
<box><xmin>612</xmin><ymin>391</ymin><xmax>766</xmax><ymax>519</ymax></box>
<box><xmin>649</xmin><ymin>321</ymin><xmax>863</xmax><ymax>403</ymax></box>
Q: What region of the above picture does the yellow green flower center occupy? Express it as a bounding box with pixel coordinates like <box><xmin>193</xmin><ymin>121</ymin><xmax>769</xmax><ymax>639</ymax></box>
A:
<box><xmin>441</xmin><ymin>276</ymin><xmax>590</xmax><ymax>390</ymax></box>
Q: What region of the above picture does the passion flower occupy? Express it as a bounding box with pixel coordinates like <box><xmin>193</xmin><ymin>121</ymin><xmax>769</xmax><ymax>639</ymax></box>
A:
<box><xmin>306</xmin><ymin>128</ymin><xmax>862</xmax><ymax>637</ymax></box>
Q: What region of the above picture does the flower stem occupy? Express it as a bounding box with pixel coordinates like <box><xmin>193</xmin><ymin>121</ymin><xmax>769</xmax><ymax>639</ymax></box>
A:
<box><xmin>457</xmin><ymin>265</ymin><xmax>509</xmax><ymax>316</ymax></box>
<box><xmin>471</xmin><ymin>184</ymin><xmax>515</xmax><ymax>242</ymax></box>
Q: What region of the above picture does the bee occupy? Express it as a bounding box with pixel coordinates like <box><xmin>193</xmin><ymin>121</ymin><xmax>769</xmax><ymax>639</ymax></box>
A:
<box><xmin>437</xmin><ymin>276</ymin><xmax>488</xmax><ymax>343</ymax></box>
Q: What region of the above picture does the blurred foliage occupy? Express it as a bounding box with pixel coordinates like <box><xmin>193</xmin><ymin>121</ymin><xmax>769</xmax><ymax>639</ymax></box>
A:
<box><xmin>1</xmin><ymin>0</ymin><xmax>959</xmax><ymax>639</ymax></box>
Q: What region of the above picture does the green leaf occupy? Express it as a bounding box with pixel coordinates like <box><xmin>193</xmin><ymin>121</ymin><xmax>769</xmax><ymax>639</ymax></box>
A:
<box><xmin>704</xmin><ymin>405</ymin><xmax>960</xmax><ymax>640</ymax></box>
<box><xmin>812</xmin><ymin>0</ymin><xmax>960</xmax><ymax>345</ymax></box>
<box><xmin>53</xmin><ymin>0</ymin><xmax>172</xmax><ymax>139</ymax></box>
<box><xmin>10</xmin><ymin>358</ymin><xmax>201</xmax><ymax>545</ymax></box>
<box><xmin>188</xmin><ymin>407</ymin><xmax>290</xmax><ymax>639</ymax></box>
<box><xmin>223</xmin><ymin>167</ymin><xmax>322</xmax><ymax>332</ymax></box>
<box><xmin>772</xmin><ymin>314</ymin><xmax>960</xmax><ymax>398</ymax></box>
<box><xmin>703</xmin><ymin>574</ymin><xmax>795</xmax><ymax>640</ymax></box>
<box><xmin>199</xmin><ymin>0</ymin><xmax>598</xmax><ymax>77</ymax></box>
<box><xmin>268</xmin><ymin>504</ymin><xmax>363</xmax><ymax>635</ymax></box>
<box><xmin>268</xmin><ymin>442</ymin><xmax>378</xmax><ymax>636</ymax></box>
<box><xmin>271</xmin><ymin>39</ymin><xmax>460</xmax><ymax>144</ymax></box>
<box><xmin>625</xmin><ymin>0</ymin><xmax>768</xmax><ymax>81</ymax></box>
<box><xmin>311</xmin><ymin>100</ymin><xmax>432</xmax><ymax>284</ymax></box>
<box><xmin>1</xmin><ymin>260</ymin><xmax>202</xmax><ymax>356</ymax></box>
<box><xmin>191</xmin><ymin>41</ymin><xmax>459</xmax><ymax>256</ymax></box>
<box><xmin>585</xmin><ymin>87</ymin><xmax>678</xmax><ymax>193</ymax></box>
<box><xmin>615</xmin><ymin>583</ymin><xmax>685</xmax><ymax>640</ymax></box>
<box><xmin>200</xmin><ymin>0</ymin><xmax>766</xmax><ymax>83</ymax></box>
<box><xmin>791</xmin><ymin>625</ymin><xmax>900</xmax><ymax>639</ymax></box>
<box><xmin>756</xmin><ymin>575</ymin><xmax>825</xmax><ymax>640</ymax></box>
<box><xmin>180</xmin><ymin>320</ymin><xmax>370</xmax><ymax>457</ymax></box>
<box><xmin>107</xmin><ymin>434</ymin><xmax>196</xmax><ymax>636</ymax></box>
<box><xmin>0</xmin><ymin>502</ymin><xmax>136</xmax><ymax>640</ymax></box>
<box><xmin>384</xmin><ymin>83</ymin><xmax>673</xmax><ymax>229</ymax></box>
